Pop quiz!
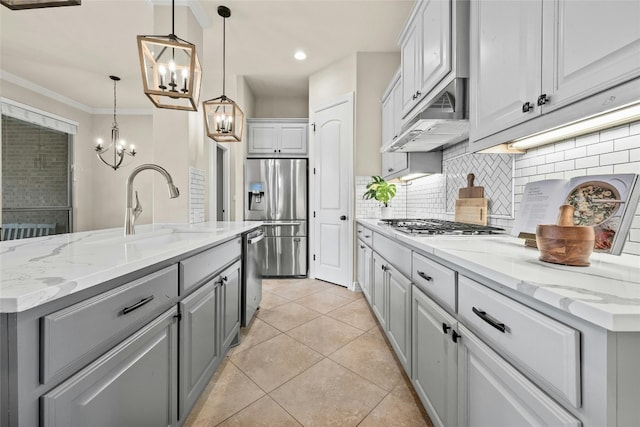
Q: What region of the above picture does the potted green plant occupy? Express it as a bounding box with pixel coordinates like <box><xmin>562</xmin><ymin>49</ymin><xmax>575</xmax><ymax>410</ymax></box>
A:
<box><xmin>363</xmin><ymin>176</ymin><xmax>396</xmax><ymax>218</ymax></box>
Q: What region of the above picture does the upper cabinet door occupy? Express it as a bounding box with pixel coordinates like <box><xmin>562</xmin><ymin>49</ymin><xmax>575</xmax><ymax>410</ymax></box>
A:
<box><xmin>248</xmin><ymin>124</ymin><xmax>278</xmax><ymax>154</ymax></box>
<box><xmin>401</xmin><ymin>21</ymin><xmax>421</xmax><ymax>114</ymax></box>
<box><xmin>279</xmin><ymin>124</ymin><xmax>308</xmax><ymax>155</ymax></box>
<box><xmin>469</xmin><ymin>0</ymin><xmax>543</xmax><ymax>142</ymax></box>
<box><xmin>541</xmin><ymin>0</ymin><xmax>640</xmax><ymax>113</ymax></box>
<box><xmin>419</xmin><ymin>0</ymin><xmax>452</xmax><ymax>98</ymax></box>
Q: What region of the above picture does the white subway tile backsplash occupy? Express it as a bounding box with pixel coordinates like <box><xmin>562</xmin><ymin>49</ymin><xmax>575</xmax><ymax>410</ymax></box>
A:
<box><xmin>545</xmin><ymin>172</ymin><xmax>564</xmax><ymax>180</ymax></box>
<box><xmin>537</xmin><ymin>164</ymin><xmax>554</xmax><ymax>174</ymax></box>
<box><xmin>575</xmin><ymin>156</ymin><xmax>599</xmax><ymax>169</ymax></box>
<box><xmin>563</xmin><ymin>169</ymin><xmax>587</xmax><ymax>179</ymax></box>
<box><xmin>564</xmin><ymin>146</ymin><xmax>587</xmax><ymax>160</ymax></box>
<box><xmin>553</xmin><ymin>160</ymin><xmax>574</xmax><ymax>172</ymax></box>
<box><xmin>614</xmin><ymin>134</ymin><xmax>640</xmax><ymax>151</ymax></box>
<box><xmin>600</xmin><ymin>151</ymin><xmax>629</xmax><ymax>166</ymax></box>
<box><xmin>575</xmin><ymin>133</ymin><xmax>600</xmax><ymax>147</ymax></box>
<box><xmin>600</xmin><ymin>124</ymin><xmax>630</xmax><ymax>141</ymax></box>
<box><xmin>188</xmin><ymin>167</ymin><xmax>206</xmax><ymax>224</ymax></box>
<box><xmin>356</xmin><ymin>122</ymin><xmax>640</xmax><ymax>256</ymax></box>
<box><xmin>587</xmin><ymin>165</ymin><xmax>614</xmax><ymax>175</ymax></box>
<box><xmin>546</xmin><ymin>152</ymin><xmax>565</xmax><ymax>163</ymax></box>
<box><xmin>614</xmin><ymin>162</ymin><xmax>640</xmax><ymax>174</ymax></box>
<box><xmin>587</xmin><ymin>140</ymin><xmax>614</xmax><ymax>156</ymax></box>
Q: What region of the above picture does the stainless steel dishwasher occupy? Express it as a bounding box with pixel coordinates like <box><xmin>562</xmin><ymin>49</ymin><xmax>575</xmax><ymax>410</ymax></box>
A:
<box><xmin>242</xmin><ymin>227</ymin><xmax>264</xmax><ymax>326</ymax></box>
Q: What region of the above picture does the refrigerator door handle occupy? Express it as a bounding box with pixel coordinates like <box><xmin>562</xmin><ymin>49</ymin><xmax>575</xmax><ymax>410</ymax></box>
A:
<box><xmin>262</xmin><ymin>222</ymin><xmax>302</xmax><ymax>227</ymax></box>
<box><xmin>248</xmin><ymin>233</ymin><xmax>265</xmax><ymax>245</ymax></box>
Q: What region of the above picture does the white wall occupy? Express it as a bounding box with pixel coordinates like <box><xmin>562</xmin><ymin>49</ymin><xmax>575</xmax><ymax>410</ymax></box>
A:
<box><xmin>254</xmin><ymin>96</ymin><xmax>308</xmax><ymax>118</ymax></box>
<box><xmin>355</xmin><ymin>52</ymin><xmax>400</xmax><ymax>176</ymax></box>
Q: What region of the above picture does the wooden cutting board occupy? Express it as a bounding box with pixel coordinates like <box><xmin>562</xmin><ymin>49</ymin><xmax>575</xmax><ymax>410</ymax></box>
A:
<box><xmin>455</xmin><ymin>198</ymin><xmax>488</xmax><ymax>225</ymax></box>
<box><xmin>459</xmin><ymin>173</ymin><xmax>484</xmax><ymax>199</ymax></box>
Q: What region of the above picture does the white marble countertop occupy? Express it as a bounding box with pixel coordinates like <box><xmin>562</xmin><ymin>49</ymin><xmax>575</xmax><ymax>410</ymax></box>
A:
<box><xmin>358</xmin><ymin>219</ymin><xmax>640</xmax><ymax>332</ymax></box>
<box><xmin>0</xmin><ymin>221</ymin><xmax>262</xmax><ymax>313</ymax></box>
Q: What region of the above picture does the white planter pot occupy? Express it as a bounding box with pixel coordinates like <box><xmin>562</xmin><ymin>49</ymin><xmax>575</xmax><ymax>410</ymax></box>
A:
<box><xmin>381</xmin><ymin>206</ymin><xmax>393</xmax><ymax>219</ymax></box>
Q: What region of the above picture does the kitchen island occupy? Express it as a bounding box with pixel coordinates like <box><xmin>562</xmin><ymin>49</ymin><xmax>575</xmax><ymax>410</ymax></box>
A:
<box><xmin>357</xmin><ymin>218</ymin><xmax>640</xmax><ymax>427</ymax></box>
<box><xmin>0</xmin><ymin>221</ymin><xmax>262</xmax><ymax>427</ymax></box>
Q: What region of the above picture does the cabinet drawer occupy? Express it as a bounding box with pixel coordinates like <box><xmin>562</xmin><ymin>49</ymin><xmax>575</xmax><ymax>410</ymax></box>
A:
<box><xmin>42</xmin><ymin>307</ymin><xmax>178</xmax><ymax>427</ymax></box>
<box><xmin>412</xmin><ymin>252</ymin><xmax>456</xmax><ymax>313</ymax></box>
<box><xmin>373</xmin><ymin>232</ymin><xmax>411</xmax><ymax>277</ymax></box>
<box><xmin>180</xmin><ymin>237</ymin><xmax>242</xmax><ymax>294</ymax></box>
<box><xmin>41</xmin><ymin>265</ymin><xmax>178</xmax><ymax>384</ymax></box>
<box><xmin>356</xmin><ymin>224</ymin><xmax>373</xmax><ymax>247</ymax></box>
<box><xmin>458</xmin><ymin>276</ymin><xmax>580</xmax><ymax>407</ymax></box>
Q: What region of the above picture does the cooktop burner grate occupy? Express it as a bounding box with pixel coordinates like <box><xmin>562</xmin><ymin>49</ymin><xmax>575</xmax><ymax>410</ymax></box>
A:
<box><xmin>378</xmin><ymin>218</ymin><xmax>504</xmax><ymax>235</ymax></box>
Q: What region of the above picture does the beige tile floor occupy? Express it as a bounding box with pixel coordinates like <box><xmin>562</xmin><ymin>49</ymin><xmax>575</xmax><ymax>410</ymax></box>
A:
<box><xmin>184</xmin><ymin>278</ymin><xmax>433</xmax><ymax>427</ymax></box>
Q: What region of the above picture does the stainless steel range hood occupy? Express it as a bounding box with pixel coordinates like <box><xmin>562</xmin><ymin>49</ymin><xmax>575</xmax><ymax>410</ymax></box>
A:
<box><xmin>381</xmin><ymin>78</ymin><xmax>469</xmax><ymax>153</ymax></box>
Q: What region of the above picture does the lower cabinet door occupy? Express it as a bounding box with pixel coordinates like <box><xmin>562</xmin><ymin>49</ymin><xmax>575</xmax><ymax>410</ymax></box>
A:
<box><xmin>362</xmin><ymin>244</ymin><xmax>373</xmax><ymax>304</ymax></box>
<box><xmin>457</xmin><ymin>324</ymin><xmax>581</xmax><ymax>427</ymax></box>
<box><xmin>179</xmin><ymin>280</ymin><xmax>220</xmax><ymax>420</ymax></box>
<box><xmin>356</xmin><ymin>241</ymin><xmax>372</xmax><ymax>303</ymax></box>
<box><xmin>371</xmin><ymin>253</ymin><xmax>387</xmax><ymax>329</ymax></box>
<box><xmin>386</xmin><ymin>266</ymin><xmax>411</xmax><ymax>376</ymax></box>
<box><xmin>412</xmin><ymin>286</ymin><xmax>457</xmax><ymax>427</ymax></box>
<box><xmin>42</xmin><ymin>308</ymin><xmax>178</xmax><ymax>427</ymax></box>
<box><xmin>220</xmin><ymin>260</ymin><xmax>241</xmax><ymax>352</ymax></box>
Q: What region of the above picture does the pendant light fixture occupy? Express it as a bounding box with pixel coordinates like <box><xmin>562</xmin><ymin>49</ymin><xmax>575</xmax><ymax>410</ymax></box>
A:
<box><xmin>94</xmin><ymin>76</ymin><xmax>137</xmax><ymax>171</ymax></box>
<box><xmin>203</xmin><ymin>5</ymin><xmax>244</xmax><ymax>142</ymax></box>
<box><xmin>137</xmin><ymin>0</ymin><xmax>202</xmax><ymax>111</ymax></box>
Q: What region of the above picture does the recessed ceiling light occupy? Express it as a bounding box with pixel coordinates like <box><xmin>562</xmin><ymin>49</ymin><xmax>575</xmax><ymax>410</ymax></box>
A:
<box><xmin>294</xmin><ymin>51</ymin><xmax>307</xmax><ymax>61</ymax></box>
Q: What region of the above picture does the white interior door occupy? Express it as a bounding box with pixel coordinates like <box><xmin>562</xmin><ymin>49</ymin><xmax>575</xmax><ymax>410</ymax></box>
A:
<box><xmin>312</xmin><ymin>94</ymin><xmax>354</xmax><ymax>287</ymax></box>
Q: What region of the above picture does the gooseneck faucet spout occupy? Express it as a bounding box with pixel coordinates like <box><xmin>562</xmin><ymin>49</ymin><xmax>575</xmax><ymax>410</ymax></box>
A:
<box><xmin>125</xmin><ymin>164</ymin><xmax>180</xmax><ymax>235</ymax></box>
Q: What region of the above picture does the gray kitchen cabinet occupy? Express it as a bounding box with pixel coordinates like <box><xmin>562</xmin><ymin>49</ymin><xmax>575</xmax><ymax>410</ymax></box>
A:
<box><xmin>457</xmin><ymin>324</ymin><xmax>580</xmax><ymax>427</ymax></box>
<box><xmin>370</xmin><ymin>247</ymin><xmax>411</xmax><ymax>376</ymax></box>
<box><xmin>42</xmin><ymin>307</ymin><xmax>178</xmax><ymax>427</ymax></box>
<box><xmin>386</xmin><ymin>263</ymin><xmax>412</xmax><ymax>376</ymax></box>
<box><xmin>219</xmin><ymin>259</ymin><xmax>241</xmax><ymax>352</ymax></box>
<box><xmin>179</xmin><ymin>280</ymin><xmax>220</xmax><ymax>420</ymax></box>
<box><xmin>1</xmin><ymin>229</ymin><xmax>254</xmax><ymax>427</ymax></box>
<box><xmin>381</xmin><ymin>69</ymin><xmax>408</xmax><ymax>180</ymax></box>
<box><xmin>356</xmin><ymin>238</ymin><xmax>372</xmax><ymax>304</ymax></box>
<box><xmin>41</xmin><ymin>265</ymin><xmax>178</xmax><ymax>384</ymax></box>
<box><xmin>469</xmin><ymin>0</ymin><xmax>640</xmax><ymax>151</ymax></box>
<box><xmin>371</xmin><ymin>252</ymin><xmax>387</xmax><ymax>329</ymax></box>
<box><xmin>247</xmin><ymin>118</ymin><xmax>308</xmax><ymax>156</ymax></box>
<box><xmin>399</xmin><ymin>0</ymin><xmax>469</xmax><ymax>119</ymax></box>
<box><xmin>412</xmin><ymin>285</ymin><xmax>457</xmax><ymax>427</ymax></box>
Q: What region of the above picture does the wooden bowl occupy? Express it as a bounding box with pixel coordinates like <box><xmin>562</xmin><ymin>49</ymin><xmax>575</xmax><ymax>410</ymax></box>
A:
<box><xmin>536</xmin><ymin>224</ymin><xmax>595</xmax><ymax>266</ymax></box>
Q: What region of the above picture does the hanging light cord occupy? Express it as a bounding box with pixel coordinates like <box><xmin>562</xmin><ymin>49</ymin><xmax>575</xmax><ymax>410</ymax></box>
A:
<box><xmin>222</xmin><ymin>13</ymin><xmax>226</xmax><ymax>96</ymax></box>
<box><xmin>171</xmin><ymin>0</ymin><xmax>175</xmax><ymax>36</ymax></box>
<box><xmin>112</xmin><ymin>78</ymin><xmax>118</xmax><ymax>127</ymax></box>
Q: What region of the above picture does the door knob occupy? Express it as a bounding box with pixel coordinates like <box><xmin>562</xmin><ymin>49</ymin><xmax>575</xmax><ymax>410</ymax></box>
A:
<box><xmin>340</xmin><ymin>215</ymin><xmax>348</xmax><ymax>221</ymax></box>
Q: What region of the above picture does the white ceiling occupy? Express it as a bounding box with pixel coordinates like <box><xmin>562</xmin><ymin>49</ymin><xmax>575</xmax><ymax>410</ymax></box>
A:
<box><xmin>0</xmin><ymin>0</ymin><xmax>412</xmax><ymax>111</ymax></box>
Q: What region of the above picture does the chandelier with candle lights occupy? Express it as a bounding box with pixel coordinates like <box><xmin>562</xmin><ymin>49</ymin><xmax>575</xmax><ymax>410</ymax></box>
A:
<box><xmin>137</xmin><ymin>0</ymin><xmax>202</xmax><ymax>111</ymax></box>
<box><xmin>94</xmin><ymin>76</ymin><xmax>137</xmax><ymax>171</ymax></box>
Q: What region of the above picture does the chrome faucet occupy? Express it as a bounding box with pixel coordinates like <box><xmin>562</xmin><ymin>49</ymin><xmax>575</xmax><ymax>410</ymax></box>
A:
<box><xmin>125</xmin><ymin>164</ymin><xmax>180</xmax><ymax>235</ymax></box>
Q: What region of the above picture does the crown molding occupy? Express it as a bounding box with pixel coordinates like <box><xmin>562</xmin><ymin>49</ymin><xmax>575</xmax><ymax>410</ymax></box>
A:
<box><xmin>1</xmin><ymin>70</ymin><xmax>92</xmax><ymax>113</ymax></box>
<box><xmin>1</xmin><ymin>70</ymin><xmax>153</xmax><ymax>116</ymax></box>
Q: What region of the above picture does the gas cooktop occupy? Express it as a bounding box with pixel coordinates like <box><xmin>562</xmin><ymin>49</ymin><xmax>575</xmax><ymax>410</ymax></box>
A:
<box><xmin>379</xmin><ymin>218</ymin><xmax>505</xmax><ymax>236</ymax></box>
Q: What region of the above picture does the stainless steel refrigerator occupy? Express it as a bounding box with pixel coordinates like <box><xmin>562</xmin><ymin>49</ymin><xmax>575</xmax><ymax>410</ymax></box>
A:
<box><xmin>244</xmin><ymin>158</ymin><xmax>307</xmax><ymax>277</ymax></box>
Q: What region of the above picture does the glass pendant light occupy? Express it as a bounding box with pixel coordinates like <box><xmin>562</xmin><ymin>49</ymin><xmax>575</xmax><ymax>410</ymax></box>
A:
<box><xmin>137</xmin><ymin>0</ymin><xmax>202</xmax><ymax>111</ymax></box>
<box><xmin>203</xmin><ymin>5</ymin><xmax>244</xmax><ymax>142</ymax></box>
